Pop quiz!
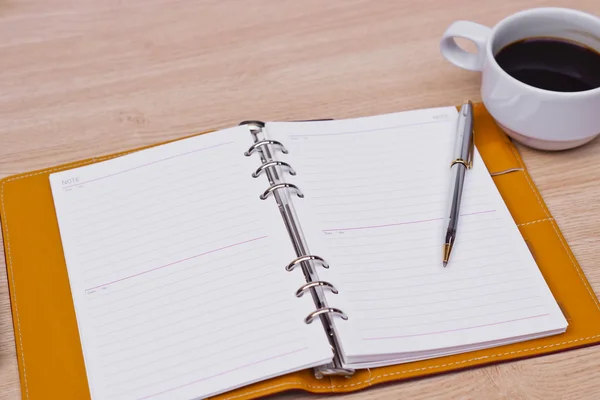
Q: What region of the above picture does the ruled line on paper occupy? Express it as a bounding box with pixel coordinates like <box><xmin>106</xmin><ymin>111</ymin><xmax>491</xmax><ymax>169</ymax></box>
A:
<box><xmin>135</xmin><ymin>347</ymin><xmax>309</xmax><ymax>400</ymax></box>
<box><xmin>287</xmin><ymin>119</ymin><xmax>447</xmax><ymax>138</ymax></box>
<box><xmin>310</xmin><ymin>192</ymin><xmax>490</xmax><ymax>208</ymax></box>
<box><xmin>341</xmin><ymin>250</ymin><xmax>507</xmax><ymax>270</ymax></box>
<box><xmin>95</xmin><ymin>282</ymin><xmax>287</xmax><ymax>354</ymax></box>
<box><xmin>318</xmin><ymin>202</ymin><xmax>493</xmax><ymax>225</ymax></box>
<box><xmin>96</xmin><ymin>287</ymin><xmax>286</xmax><ymax>338</ymax></box>
<box><xmin>84</xmin><ymin>241</ymin><xmax>268</xmax><ymax>290</ymax></box>
<box><xmin>81</xmin><ymin>225</ymin><xmax>263</xmax><ymax>278</ymax></box>
<box><xmin>359</xmin><ymin>296</ymin><xmax>543</xmax><ymax>322</ymax></box>
<box><xmin>301</xmin><ymin>166</ymin><xmax>442</xmax><ymax>183</ymax></box>
<box><xmin>96</xmin><ymin>299</ymin><xmax>291</xmax><ymax>349</ymax></box>
<box><xmin>348</xmin><ymin>268</ymin><xmax>525</xmax><ymax>290</ymax></box>
<box><xmin>314</xmin><ymin>200</ymin><xmax>446</xmax><ymax>216</ymax></box>
<box><xmin>78</xmin><ymin>207</ymin><xmax>251</xmax><ymax>247</ymax></box>
<box><xmin>329</xmin><ymin>227</ymin><xmax>507</xmax><ymax>251</ymax></box>
<box><xmin>69</xmin><ymin>162</ymin><xmax>239</xmax><ymax>212</ymax></box>
<box><xmin>96</xmin><ymin>284</ymin><xmax>286</xmax><ymax>331</ymax></box>
<box><xmin>84</xmin><ymin>235</ymin><xmax>268</xmax><ymax>291</ymax></box>
<box><xmin>98</xmin><ymin>295</ymin><xmax>286</xmax><ymax>340</ymax></box>
<box><xmin>325</xmin><ymin>221</ymin><xmax>501</xmax><ymax>242</ymax></box>
<box><xmin>336</xmin><ymin>249</ymin><xmax>512</xmax><ymax>270</ymax></box>
<box><xmin>109</xmin><ymin>335</ymin><xmax>306</xmax><ymax>390</ymax></box>
<box><xmin>361</xmin><ymin>304</ymin><xmax>547</xmax><ymax>334</ymax></box>
<box><xmin>321</xmin><ymin>210</ymin><xmax>496</xmax><ymax>232</ymax></box>
<box><xmin>308</xmin><ymin>182</ymin><xmax>451</xmax><ymax>200</ymax></box>
<box><xmin>78</xmin><ymin>214</ymin><xmax>260</xmax><ymax>258</ymax></box>
<box><xmin>340</xmin><ymin>259</ymin><xmax>518</xmax><ymax>285</ymax></box>
<box><xmin>89</xmin><ymin>253</ymin><xmax>270</xmax><ymax>310</ymax></box>
<box><xmin>69</xmin><ymin>161</ymin><xmax>240</xmax><ymax>209</ymax></box>
<box><xmin>346</xmin><ymin>276</ymin><xmax>530</xmax><ymax>295</ymax></box>
<box><xmin>100</xmin><ymin>313</ymin><xmax>296</xmax><ymax>369</ymax></box>
<box><xmin>90</xmin><ymin>254</ymin><xmax>269</xmax><ymax>315</ymax></box>
<box><xmin>62</xmin><ymin>141</ymin><xmax>234</xmax><ymax>189</ymax></box>
<box><xmin>352</xmin><ymin>285</ymin><xmax>534</xmax><ymax>311</ymax></box>
<box><xmin>362</xmin><ymin>314</ymin><xmax>550</xmax><ymax>340</ymax></box>
<box><xmin>338</xmin><ymin>252</ymin><xmax>512</xmax><ymax>275</ymax></box>
<box><xmin>288</xmin><ymin>167</ymin><xmax>446</xmax><ymax>182</ymax></box>
<box><xmin>72</xmin><ymin>178</ymin><xmax>244</xmax><ymax>225</ymax></box>
<box><xmin>331</xmin><ymin>238</ymin><xmax>510</xmax><ymax>260</ymax></box>
<box><xmin>329</xmin><ymin>236</ymin><xmax>474</xmax><ymax>254</ymax></box>
<box><xmin>104</xmin><ymin>325</ymin><xmax>299</xmax><ymax>380</ymax></box>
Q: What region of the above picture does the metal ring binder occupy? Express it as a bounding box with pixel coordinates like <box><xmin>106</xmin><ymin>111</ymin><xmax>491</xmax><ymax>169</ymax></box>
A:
<box><xmin>252</xmin><ymin>161</ymin><xmax>296</xmax><ymax>178</ymax></box>
<box><xmin>313</xmin><ymin>367</ymin><xmax>354</xmax><ymax>379</ymax></box>
<box><xmin>259</xmin><ymin>183</ymin><xmax>304</xmax><ymax>200</ymax></box>
<box><xmin>305</xmin><ymin>308</ymin><xmax>348</xmax><ymax>324</ymax></box>
<box><xmin>295</xmin><ymin>281</ymin><xmax>338</xmax><ymax>298</ymax></box>
<box><xmin>244</xmin><ymin>140</ymin><xmax>288</xmax><ymax>157</ymax></box>
<box><xmin>285</xmin><ymin>255</ymin><xmax>329</xmax><ymax>272</ymax></box>
<box><xmin>238</xmin><ymin>120</ymin><xmax>265</xmax><ymax>128</ymax></box>
<box><xmin>240</xmin><ymin>120</ymin><xmax>354</xmax><ymax>378</ymax></box>
<box><xmin>239</xmin><ymin>121</ymin><xmax>265</xmax><ymax>141</ymax></box>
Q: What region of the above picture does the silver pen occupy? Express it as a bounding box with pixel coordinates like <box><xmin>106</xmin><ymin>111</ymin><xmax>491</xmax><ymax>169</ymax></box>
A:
<box><xmin>443</xmin><ymin>100</ymin><xmax>474</xmax><ymax>267</ymax></box>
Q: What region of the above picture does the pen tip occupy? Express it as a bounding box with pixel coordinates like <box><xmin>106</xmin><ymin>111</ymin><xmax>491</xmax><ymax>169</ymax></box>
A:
<box><xmin>443</xmin><ymin>243</ymin><xmax>452</xmax><ymax>267</ymax></box>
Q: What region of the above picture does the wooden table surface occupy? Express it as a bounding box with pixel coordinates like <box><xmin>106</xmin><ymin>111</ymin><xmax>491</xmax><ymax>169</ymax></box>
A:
<box><xmin>1</xmin><ymin>1</ymin><xmax>600</xmax><ymax>399</ymax></box>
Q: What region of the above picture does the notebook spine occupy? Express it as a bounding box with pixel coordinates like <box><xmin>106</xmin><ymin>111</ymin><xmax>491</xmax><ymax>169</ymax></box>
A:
<box><xmin>239</xmin><ymin>120</ymin><xmax>354</xmax><ymax>378</ymax></box>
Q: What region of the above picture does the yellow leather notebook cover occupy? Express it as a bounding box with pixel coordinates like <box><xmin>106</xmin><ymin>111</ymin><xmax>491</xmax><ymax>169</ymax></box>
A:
<box><xmin>2</xmin><ymin>103</ymin><xmax>600</xmax><ymax>400</ymax></box>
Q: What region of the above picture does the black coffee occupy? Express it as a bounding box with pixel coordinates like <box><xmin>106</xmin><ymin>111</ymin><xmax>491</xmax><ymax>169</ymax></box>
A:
<box><xmin>494</xmin><ymin>37</ymin><xmax>600</xmax><ymax>92</ymax></box>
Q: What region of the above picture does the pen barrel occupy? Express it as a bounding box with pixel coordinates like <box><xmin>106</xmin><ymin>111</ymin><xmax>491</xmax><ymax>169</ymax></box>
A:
<box><xmin>445</xmin><ymin>163</ymin><xmax>466</xmax><ymax>233</ymax></box>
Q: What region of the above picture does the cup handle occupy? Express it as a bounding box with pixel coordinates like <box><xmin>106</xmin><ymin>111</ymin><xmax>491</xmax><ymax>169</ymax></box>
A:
<box><xmin>440</xmin><ymin>21</ymin><xmax>492</xmax><ymax>71</ymax></box>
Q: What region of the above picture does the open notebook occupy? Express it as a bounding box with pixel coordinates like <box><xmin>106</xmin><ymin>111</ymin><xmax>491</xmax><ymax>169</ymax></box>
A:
<box><xmin>48</xmin><ymin>106</ymin><xmax>568</xmax><ymax>400</ymax></box>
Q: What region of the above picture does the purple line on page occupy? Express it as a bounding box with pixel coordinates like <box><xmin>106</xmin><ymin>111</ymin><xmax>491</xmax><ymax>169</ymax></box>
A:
<box><xmin>362</xmin><ymin>313</ymin><xmax>549</xmax><ymax>341</ymax></box>
<box><xmin>84</xmin><ymin>235</ymin><xmax>267</xmax><ymax>291</ymax></box>
<box><xmin>322</xmin><ymin>216</ymin><xmax>444</xmax><ymax>233</ymax></box>
<box><xmin>63</xmin><ymin>141</ymin><xmax>234</xmax><ymax>189</ymax></box>
<box><xmin>136</xmin><ymin>347</ymin><xmax>309</xmax><ymax>400</ymax></box>
<box><xmin>322</xmin><ymin>210</ymin><xmax>496</xmax><ymax>232</ymax></box>
<box><xmin>461</xmin><ymin>209</ymin><xmax>497</xmax><ymax>217</ymax></box>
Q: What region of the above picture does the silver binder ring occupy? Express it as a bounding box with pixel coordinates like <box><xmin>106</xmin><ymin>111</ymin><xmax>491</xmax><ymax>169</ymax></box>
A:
<box><xmin>314</xmin><ymin>367</ymin><xmax>355</xmax><ymax>379</ymax></box>
<box><xmin>285</xmin><ymin>255</ymin><xmax>329</xmax><ymax>272</ymax></box>
<box><xmin>238</xmin><ymin>120</ymin><xmax>265</xmax><ymax>128</ymax></box>
<box><xmin>238</xmin><ymin>120</ymin><xmax>265</xmax><ymax>137</ymax></box>
<box><xmin>305</xmin><ymin>308</ymin><xmax>348</xmax><ymax>324</ymax></box>
<box><xmin>259</xmin><ymin>183</ymin><xmax>303</xmax><ymax>200</ymax></box>
<box><xmin>295</xmin><ymin>281</ymin><xmax>338</xmax><ymax>297</ymax></box>
<box><xmin>244</xmin><ymin>140</ymin><xmax>288</xmax><ymax>156</ymax></box>
<box><xmin>252</xmin><ymin>161</ymin><xmax>296</xmax><ymax>178</ymax></box>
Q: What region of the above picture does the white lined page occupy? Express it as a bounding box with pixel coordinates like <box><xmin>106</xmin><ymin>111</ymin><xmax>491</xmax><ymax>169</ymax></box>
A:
<box><xmin>266</xmin><ymin>107</ymin><xmax>567</xmax><ymax>366</ymax></box>
<box><xmin>50</xmin><ymin>127</ymin><xmax>332</xmax><ymax>400</ymax></box>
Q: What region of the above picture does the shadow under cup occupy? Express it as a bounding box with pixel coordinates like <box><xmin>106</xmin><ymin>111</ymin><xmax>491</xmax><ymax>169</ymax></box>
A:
<box><xmin>483</xmin><ymin>9</ymin><xmax>600</xmax><ymax>150</ymax></box>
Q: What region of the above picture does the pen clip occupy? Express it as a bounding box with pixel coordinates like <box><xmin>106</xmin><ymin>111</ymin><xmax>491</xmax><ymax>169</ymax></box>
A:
<box><xmin>467</xmin><ymin>126</ymin><xmax>474</xmax><ymax>169</ymax></box>
<box><xmin>464</xmin><ymin>100</ymin><xmax>474</xmax><ymax>169</ymax></box>
<box><xmin>463</xmin><ymin>100</ymin><xmax>475</xmax><ymax>169</ymax></box>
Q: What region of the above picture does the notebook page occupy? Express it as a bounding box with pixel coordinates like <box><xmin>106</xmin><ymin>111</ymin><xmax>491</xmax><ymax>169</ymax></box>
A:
<box><xmin>266</xmin><ymin>107</ymin><xmax>567</xmax><ymax>365</ymax></box>
<box><xmin>49</xmin><ymin>127</ymin><xmax>332</xmax><ymax>400</ymax></box>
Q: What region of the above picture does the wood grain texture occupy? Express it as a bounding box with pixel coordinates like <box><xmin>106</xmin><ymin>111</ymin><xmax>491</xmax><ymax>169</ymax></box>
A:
<box><xmin>1</xmin><ymin>0</ymin><xmax>600</xmax><ymax>399</ymax></box>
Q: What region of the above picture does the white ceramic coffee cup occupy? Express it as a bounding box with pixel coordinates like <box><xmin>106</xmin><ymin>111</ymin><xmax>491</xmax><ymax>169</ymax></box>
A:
<box><xmin>440</xmin><ymin>7</ymin><xmax>600</xmax><ymax>150</ymax></box>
